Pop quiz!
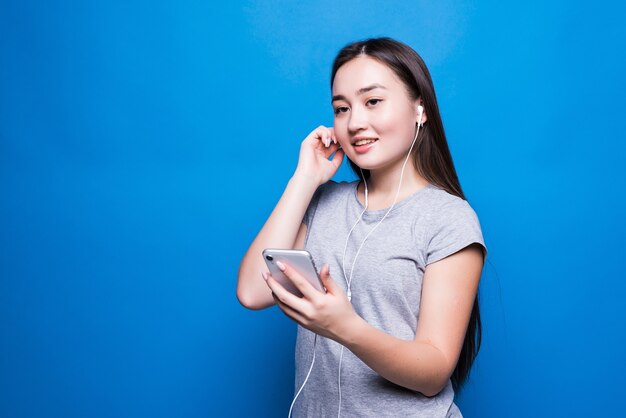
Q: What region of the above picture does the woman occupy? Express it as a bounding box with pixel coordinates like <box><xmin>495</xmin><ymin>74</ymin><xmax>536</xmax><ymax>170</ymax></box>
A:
<box><xmin>237</xmin><ymin>37</ymin><xmax>486</xmax><ymax>417</ymax></box>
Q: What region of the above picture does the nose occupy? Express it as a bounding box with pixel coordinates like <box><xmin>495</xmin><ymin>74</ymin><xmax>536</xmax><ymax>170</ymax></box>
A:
<box><xmin>348</xmin><ymin>106</ymin><xmax>367</xmax><ymax>133</ymax></box>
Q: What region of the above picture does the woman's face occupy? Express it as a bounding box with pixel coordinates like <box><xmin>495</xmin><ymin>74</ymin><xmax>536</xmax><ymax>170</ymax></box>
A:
<box><xmin>332</xmin><ymin>56</ymin><xmax>420</xmax><ymax>173</ymax></box>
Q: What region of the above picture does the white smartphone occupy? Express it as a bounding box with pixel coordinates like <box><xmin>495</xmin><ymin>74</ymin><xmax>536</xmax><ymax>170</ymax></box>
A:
<box><xmin>262</xmin><ymin>249</ymin><xmax>325</xmax><ymax>297</ymax></box>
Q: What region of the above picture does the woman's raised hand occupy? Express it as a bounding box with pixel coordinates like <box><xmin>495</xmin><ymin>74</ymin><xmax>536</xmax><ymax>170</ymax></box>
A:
<box><xmin>294</xmin><ymin>125</ymin><xmax>345</xmax><ymax>185</ymax></box>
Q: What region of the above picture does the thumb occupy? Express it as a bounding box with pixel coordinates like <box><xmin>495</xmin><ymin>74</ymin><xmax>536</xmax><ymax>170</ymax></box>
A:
<box><xmin>319</xmin><ymin>265</ymin><xmax>340</xmax><ymax>294</ymax></box>
<box><xmin>330</xmin><ymin>148</ymin><xmax>344</xmax><ymax>170</ymax></box>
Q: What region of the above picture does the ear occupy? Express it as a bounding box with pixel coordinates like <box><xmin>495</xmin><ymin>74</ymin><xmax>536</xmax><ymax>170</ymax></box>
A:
<box><xmin>415</xmin><ymin>98</ymin><xmax>427</xmax><ymax>126</ymax></box>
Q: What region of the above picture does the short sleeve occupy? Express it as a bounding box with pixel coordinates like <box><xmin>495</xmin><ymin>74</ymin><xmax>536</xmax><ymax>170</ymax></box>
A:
<box><xmin>425</xmin><ymin>199</ymin><xmax>486</xmax><ymax>265</ymax></box>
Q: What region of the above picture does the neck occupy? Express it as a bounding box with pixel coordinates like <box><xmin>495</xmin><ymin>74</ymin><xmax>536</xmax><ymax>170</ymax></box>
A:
<box><xmin>361</xmin><ymin>161</ymin><xmax>429</xmax><ymax>210</ymax></box>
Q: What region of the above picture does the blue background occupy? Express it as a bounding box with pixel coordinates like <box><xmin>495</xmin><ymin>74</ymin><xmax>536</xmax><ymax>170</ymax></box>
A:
<box><xmin>2</xmin><ymin>1</ymin><xmax>625</xmax><ymax>417</ymax></box>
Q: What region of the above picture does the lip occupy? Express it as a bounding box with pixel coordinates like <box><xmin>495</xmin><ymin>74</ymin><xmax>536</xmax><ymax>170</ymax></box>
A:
<box><xmin>352</xmin><ymin>138</ymin><xmax>379</xmax><ymax>154</ymax></box>
<box><xmin>351</xmin><ymin>136</ymin><xmax>379</xmax><ymax>145</ymax></box>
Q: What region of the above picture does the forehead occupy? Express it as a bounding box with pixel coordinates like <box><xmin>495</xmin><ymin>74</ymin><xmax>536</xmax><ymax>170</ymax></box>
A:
<box><xmin>332</xmin><ymin>56</ymin><xmax>404</xmax><ymax>96</ymax></box>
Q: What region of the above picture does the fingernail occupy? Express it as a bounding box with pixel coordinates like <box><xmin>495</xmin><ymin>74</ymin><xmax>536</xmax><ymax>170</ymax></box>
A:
<box><xmin>261</xmin><ymin>271</ymin><xmax>268</xmax><ymax>281</ymax></box>
<box><xmin>325</xmin><ymin>138</ymin><xmax>330</xmax><ymax>147</ymax></box>
<box><xmin>276</xmin><ymin>261</ymin><xmax>286</xmax><ymax>271</ymax></box>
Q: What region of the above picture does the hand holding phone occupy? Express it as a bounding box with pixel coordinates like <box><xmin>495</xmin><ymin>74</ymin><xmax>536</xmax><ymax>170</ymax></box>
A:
<box><xmin>262</xmin><ymin>249</ymin><xmax>325</xmax><ymax>297</ymax></box>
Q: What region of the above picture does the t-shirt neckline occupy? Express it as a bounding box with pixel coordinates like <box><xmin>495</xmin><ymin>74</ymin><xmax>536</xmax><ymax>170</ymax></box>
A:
<box><xmin>351</xmin><ymin>181</ymin><xmax>434</xmax><ymax>217</ymax></box>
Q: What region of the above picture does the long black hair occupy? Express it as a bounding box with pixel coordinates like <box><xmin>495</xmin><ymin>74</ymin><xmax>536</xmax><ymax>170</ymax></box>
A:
<box><xmin>331</xmin><ymin>37</ymin><xmax>481</xmax><ymax>393</ymax></box>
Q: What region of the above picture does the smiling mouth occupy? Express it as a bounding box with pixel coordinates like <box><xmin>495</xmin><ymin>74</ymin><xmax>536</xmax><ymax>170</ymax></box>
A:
<box><xmin>353</xmin><ymin>138</ymin><xmax>378</xmax><ymax>146</ymax></box>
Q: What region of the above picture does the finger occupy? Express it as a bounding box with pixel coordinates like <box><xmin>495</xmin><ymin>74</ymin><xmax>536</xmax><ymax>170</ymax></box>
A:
<box><xmin>329</xmin><ymin>148</ymin><xmax>344</xmax><ymax>169</ymax></box>
<box><xmin>265</xmin><ymin>273</ymin><xmax>310</xmax><ymax>313</ymax></box>
<box><xmin>306</xmin><ymin>126</ymin><xmax>329</xmax><ymax>145</ymax></box>
<box><xmin>329</xmin><ymin>127</ymin><xmax>336</xmax><ymax>144</ymax></box>
<box><xmin>323</xmin><ymin>133</ymin><xmax>331</xmax><ymax>148</ymax></box>
<box><xmin>319</xmin><ymin>265</ymin><xmax>341</xmax><ymax>295</ymax></box>
<box><xmin>321</xmin><ymin>127</ymin><xmax>334</xmax><ymax>147</ymax></box>
<box><xmin>272</xmin><ymin>293</ymin><xmax>309</xmax><ymax>325</ymax></box>
<box><xmin>276</xmin><ymin>260</ymin><xmax>321</xmax><ymax>300</ymax></box>
<box><xmin>322</xmin><ymin>141</ymin><xmax>341</xmax><ymax>159</ymax></box>
<box><xmin>308</xmin><ymin>126</ymin><xmax>336</xmax><ymax>148</ymax></box>
<box><xmin>316</xmin><ymin>132</ymin><xmax>330</xmax><ymax>148</ymax></box>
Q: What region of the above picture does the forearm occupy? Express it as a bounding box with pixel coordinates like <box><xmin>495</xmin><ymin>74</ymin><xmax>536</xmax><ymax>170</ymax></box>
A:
<box><xmin>237</xmin><ymin>173</ymin><xmax>319</xmax><ymax>309</ymax></box>
<box><xmin>339</xmin><ymin>315</ymin><xmax>452</xmax><ymax>397</ymax></box>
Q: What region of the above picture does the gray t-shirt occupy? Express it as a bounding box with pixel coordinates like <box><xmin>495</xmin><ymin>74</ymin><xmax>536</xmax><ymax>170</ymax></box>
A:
<box><xmin>294</xmin><ymin>180</ymin><xmax>486</xmax><ymax>417</ymax></box>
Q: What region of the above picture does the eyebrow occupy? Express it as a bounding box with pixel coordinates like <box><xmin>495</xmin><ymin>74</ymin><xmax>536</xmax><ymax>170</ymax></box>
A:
<box><xmin>331</xmin><ymin>84</ymin><xmax>387</xmax><ymax>102</ymax></box>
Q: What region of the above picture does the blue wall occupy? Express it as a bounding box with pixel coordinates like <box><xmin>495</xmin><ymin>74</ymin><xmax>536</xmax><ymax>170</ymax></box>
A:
<box><xmin>2</xmin><ymin>1</ymin><xmax>625</xmax><ymax>417</ymax></box>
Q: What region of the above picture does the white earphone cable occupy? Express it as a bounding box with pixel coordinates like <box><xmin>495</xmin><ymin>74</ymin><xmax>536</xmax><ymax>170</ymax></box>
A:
<box><xmin>288</xmin><ymin>109</ymin><xmax>424</xmax><ymax>418</ymax></box>
<box><xmin>337</xmin><ymin>116</ymin><xmax>423</xmax><ymax>418</ymax></box>
<box><xmin>288</xmin><ymin>334</ymin><xmax>318</xmax><ymax>418</ymax></box>
<box><xmin>341</xmin><ymin>117</ymin><xmax>423</xmax><ymax>302</ymax></box>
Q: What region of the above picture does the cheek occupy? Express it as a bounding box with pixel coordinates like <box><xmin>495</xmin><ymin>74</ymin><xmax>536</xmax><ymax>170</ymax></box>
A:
<box><xmin>336</xmin><ymin>136</ymin><xmax>351</xmax><ymax>151</ymax></box>
<box><xmin>333</xmin><ymin>118</ymin><xmax>349</xmax><ymax>144</ymax></box>
<box><xmin>377</xmin><ymin>109</ymin><xmax>415</xmax><ymax>139</ymax></box>
<box><xmin>333</xmin><ymin>127</ymin><xmax>354</xmax><ymax>158</ymax></box>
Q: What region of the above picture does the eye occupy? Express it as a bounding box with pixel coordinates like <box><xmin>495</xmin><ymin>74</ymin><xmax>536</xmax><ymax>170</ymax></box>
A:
<box><xmin>334</xmin><ymin>106</ymin><xmax>349</xmax><ymax>115</ymax></box>
<box><xmin>366</xmin><ymin>98</ymin><xmax>382</xmax><ymax>106</ymax></box>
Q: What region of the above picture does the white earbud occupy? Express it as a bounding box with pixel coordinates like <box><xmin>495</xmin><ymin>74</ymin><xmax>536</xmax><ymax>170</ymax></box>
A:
<box><xmin>417</xmin><ymin>105</ymin><xmax>424</xmax><ymax>127</ymax></box>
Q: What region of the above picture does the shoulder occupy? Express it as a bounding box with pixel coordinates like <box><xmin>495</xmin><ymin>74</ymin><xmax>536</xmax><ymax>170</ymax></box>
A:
<box><xmin>422</xmin><ymin>186</ymin><xmax>480</xmax><ymax>224</ymax></box>
<box><xmin>315</xmin><ymin>180</ymin><xmax>357</xmax><ymax>201</ymax></box>
<box><xmin>304</xmin><ymin>180</ymin><xmax>357</xmax><ymax>226</ymax></box>
<box><xmin>419</xmin><ymin>186</ymin><xmax>486</xmax><ymax>265</ymax></box>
